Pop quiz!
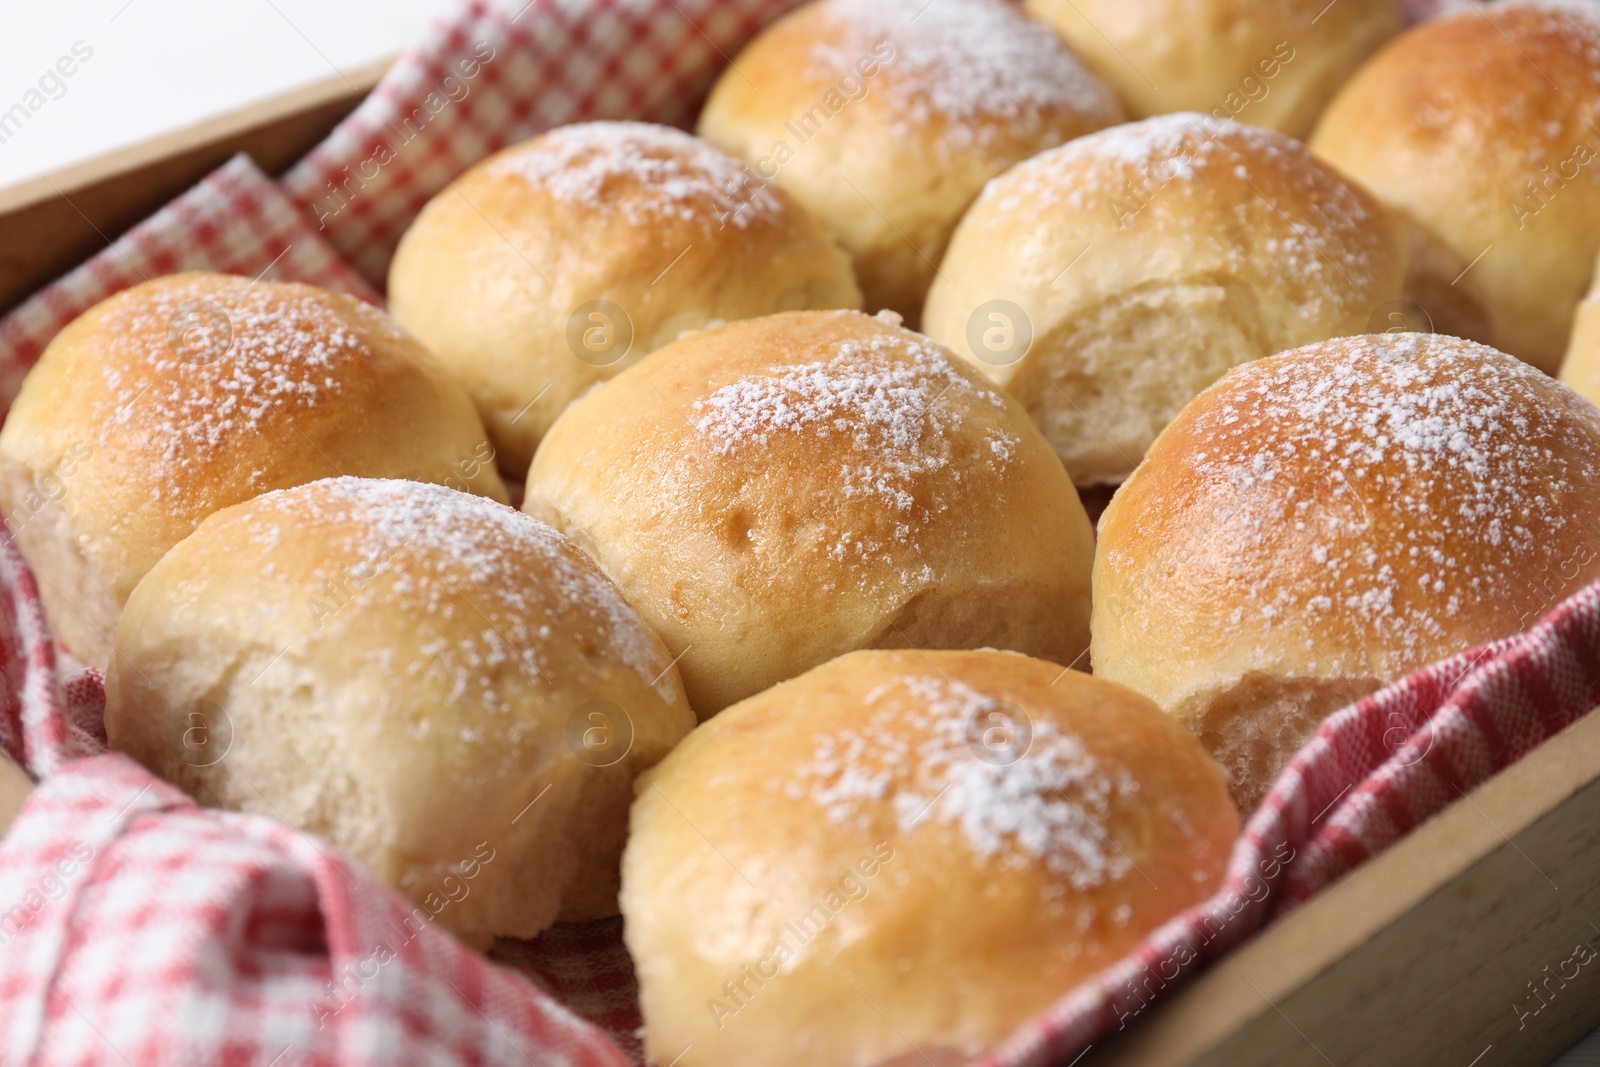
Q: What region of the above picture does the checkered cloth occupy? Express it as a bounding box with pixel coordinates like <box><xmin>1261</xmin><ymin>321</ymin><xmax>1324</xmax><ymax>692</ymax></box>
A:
<box><xmin>0</xmin><ymin>0</ymin><xmax>1566</xmax><ymax>1064</ymax></box>
<box><xmin>0</xmin><ymin>753</ymin><xmax>631</xmax><ymax>1067</ymax></box>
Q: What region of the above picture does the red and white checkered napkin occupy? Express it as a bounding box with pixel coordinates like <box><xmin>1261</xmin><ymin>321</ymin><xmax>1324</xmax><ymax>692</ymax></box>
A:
<box><xmin>279</xmin><ymin>0</ymin><xmax>809</xmax><ymax>287</ymax></box>
<box><xmin>0</xmin><ymin>155</ymin><xmax>378</xmax><ymax>423</ymax></box>
<box><xmin>0</xmin><ymin>0</ymin><xmax>1566</xmax><ymax>1063</ymax></box>
<box><xmin>0</xmin><ymin>750</ymin><xmax>633</xmax><ymax>1067</ymax></box>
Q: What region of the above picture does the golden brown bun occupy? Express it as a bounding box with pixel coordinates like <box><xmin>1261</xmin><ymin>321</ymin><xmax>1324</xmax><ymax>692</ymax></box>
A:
<box><xmin>923</xmin><ymin>114</ymin><xmax>1408</xmax><ymax>486</ymax></box>
<box><xmin>1026</xmin><ymin>0</ymin><xmax>1400</xmax><ymax>138</ymax></box>
<box><xmin>1093</xmin><ymin>333</ymin><xmax>1600</xmax><ymax>811</ymax></box>
<box><xmin>1560</xmin><ymin>249</ymin><xmax>1600</xmax><ymax>407</ymax></box>
<box><xmin>105</xmin><ymin>477</ymin><xmax>695</xmax><ymax>946</ymax></box>
<box><xmin>622</xmin><ymin>649</ymin><xmax>1238</xmax><ymax>1067</ymax></box>
<box><xmin>696</xmin><ymin>0</ymin><xmax>1123</xmax><ymax>323</ymax></box>
<box><xmin>0</xmin><ymin>272</ymin><xmax>505</xmax><ymax>670</ymax></box>
<box><xmin>388</xmin><ymin>121</ymin><xmax>861</xmax><ymax>474</ymax></box>
<box><xmin>523</xmin><ymin>310</ymin><xmax>1096</xmax><ymax>718</ymax></box>
<box><xmin>1310</xmin><ymin>1</ymin><xmax>1600</xmax><ymax>372</ymax></box>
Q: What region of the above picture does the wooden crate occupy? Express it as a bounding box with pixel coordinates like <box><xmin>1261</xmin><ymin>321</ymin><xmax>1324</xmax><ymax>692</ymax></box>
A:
<box><xmin>1086</xmin><ymin>705</ymin><xmax>1600</xmax><ymax>1067</ymax></box>
<box><xmin>0</xmin><ymin>58</ymin><xmax>388</xmax><ymax>315</ymax></box>
<box><xmin>2</xmin><ymin>68</ymin><xmax>1597</xmax><ymax>1067</ymax></box>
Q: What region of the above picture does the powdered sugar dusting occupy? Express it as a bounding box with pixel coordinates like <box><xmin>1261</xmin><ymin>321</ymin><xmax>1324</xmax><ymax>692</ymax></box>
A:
<box><xmin>250</xmin><ymin>477</ymin><xmax>678</xmax><ymax>705</ymax></box>
<box><xmin>786</xmin><ymin>673</ymin><xmax>1137</xmax><ymax>890</ymax></box>
<box><xmin>1159</xmin><ymin>333</ymin><xmax>1600</xmax><ymax>665</ymax></box>
<box><xmin>1394</xmin><ymin>3</ymin><xmax>1600</xmax><ymax>170</ymax></box>
<box><xmin>490</xmin><ymin>121</ymin><xmax>782</xmax><ymax>228</ymax></box>
<box><xmin>94</xmin><ymin>275</ymin><xmax>405</xmax><ymax>504</ymax></box>
<box><xmin>988</xmin><ymin>114</ymin><xmax>1385</xmax><ymax>313</ymax></box>
<box><xmin>1498</xmin><ymin>0</ymin><xmax>1600</xmax><ymax>37</ymax></box>
<box><xmin>691</xmin><ymin>329</ymin><xmax>1016</xmax><ymax>558</ymax></box>
<box><xmin>815</xmin><ymin>0</ymin><xmax>1121</xmax><ymax>153</ymax></box>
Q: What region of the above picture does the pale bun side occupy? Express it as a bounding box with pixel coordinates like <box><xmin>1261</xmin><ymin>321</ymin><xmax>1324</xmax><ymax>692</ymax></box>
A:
<box><xmin>0</xmin><ymin>272</ymin><xmax>505</xmax><ymax>669</ymax></box>
<box><xmin>696</xmin><ymin>0</ymin><xmax>1124</xmax><ymax>324</ymax></box>
<box><xmin>923</xmin><ymin>114</ymin><xmax>1407</xmax><ymax>486</ymax></box>
<box><xmin>1092</xmin><ymin>333</ymin><xmax>1600</xmax><ymax>811</ymax></box>
<box><xmin>388</xmin><ymin>121</ymin><xmax>861</xmax><ymax>474</ymax></box>
<box><xmin>623</xmin><ymin>649</ymin><xmax>1237</xmax><ymax>1067</ymax></box>
<box><xmin>523</xmin><ymin>309</ymin><xmax>1096</xmax><ymax>718</ymax></box>
<box><xmin>1025</xmin><ymin>0</ymin><xmax>1401</xmax><ymax>137</ymax></box>
<box><xmin>105</xmin><ymin>478</ymin><xmax>695</xmax><ymax>946</ymax></box>
<box><xmin>1560</xmin><ymin>249</ymin><xmax>1600</xmax><ymax>409</ymax></box>
<box><xmin>1310</xmin><ymin>1</ymin><xmax>1600</xmax><ymax>372</ymax></box>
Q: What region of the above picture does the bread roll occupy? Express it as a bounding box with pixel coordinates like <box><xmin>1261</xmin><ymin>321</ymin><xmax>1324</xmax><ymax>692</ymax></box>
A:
<box><xmin>622</xmin><ymin>648</ymin><xmax>1238</xmax><ymax>1067</ymax></box>
<box><xmin>1560</xmin><ymin>249</ymin><xmax>1600</xmax><ymax>408</ymax></box>
<box><xmin>923</xmin><ymin>114</ymin><xmax>1407</xmax><ymax>486</ymax></box>
<box><xmin>388</xmin><ymin>121</ymin><xmax>861</xmax><ymax>474</ymax></box>
<box><xmin>523</xmin><ymin>310</ymin><xmax>1095</xmax><ymax>718</ymax></box>
<box><xmin>0</xmin><ymin>273</ymin><xmax>505</xmax><ymax>670</ymax></box>
<box><xmin>696</xmin><ymin>0</ymin><xmax>1123</xmax><ymax>324</ymax></box>
<box><xmin>1310</xmin><ymin>1</ymin><xmax>1600</xmax><ymax>372</ymax></box>
<box><xmin>105</xmin><ymin>477</ymin><xmax>695</xmax><ymax>946</ymax></box>
<box><xmin>1093</xmin><ymin>333</ymin><xmax>1600</xmax><ymax>811</ymax></box>
<box><xmin>1026</xmin><ymin>0</ymin><xmax>1400</xmax><ymax>138</ymax></box>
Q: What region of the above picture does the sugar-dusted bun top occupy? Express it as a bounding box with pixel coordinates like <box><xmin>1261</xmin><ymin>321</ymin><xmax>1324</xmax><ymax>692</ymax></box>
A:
<box><xmin>205</xmin><ymin>477</ymin><xmax>684</xmax><ymax>710</ymax></box>
<box><xmin>536</xmin><ymin>310</ymin><xmax>1056</xmax><ymax>570</ymax></box>
<box><xmin>1096</xmin><ymin>332</ymin><xmax>1600</xmax><ymax>710</ymax></box>
<box><xmin>1310</xmin><ymin>0</ymin><xmax>1600</xmax><ymax>370</ymax></box>
<box><xmin>622</xmin><ymin>649</ymin><xmax>1236</xmax><ymax>1067</ymax></box>
<box><xmin>1318</xmin><ymin>0</ymin><xmax>1600</xmax><ymax>158</ymax></box>
<box><xmin>696</xmin><ymin>0</ymin><xmax>1123</xmax><ymax>319</ymax></box>
<box><xmin>524</xmin><ymin>309</ymin><xmax>1095</xmax><ymax>715</ymax></box>
<box><xmin>0</xmin><ymin>272</ymin><xmax>504</xmax><ymax>605</ymax></box>
<box><xmin>680</xmin><ymin>315</ymin><xmax>1023</xmax><ymax>553</ymax></box>
<box><xmin>387</xmin><ymin>121</ymin><xmax>861</xmax><ymax>472</ymax></box>
<box><xmin>787</xmin><ymin>0</ymin><xmax>1123</xmax><ymax>154</ymax></box>
<box><xmin>964</xmin><ymin>113</ymin><xmax>1404</xmax><ymax>330</ymax></box>
<box><xmin>482</xmin><ymin>120</ymin><xmax>785</xmax><ymax>230</ymax></box>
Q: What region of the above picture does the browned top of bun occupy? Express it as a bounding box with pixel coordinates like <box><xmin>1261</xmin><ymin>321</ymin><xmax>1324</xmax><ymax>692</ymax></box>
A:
<box><xmin>525</xmin><ymin>309</ymin><xmax>1094</xmax><ymax>715</ymax></box>
<box><xmin>1310</xmin><ymin>1</ymin><xmax>1600</xmax><ymax>369</ymax></box>
<box><xmin>623</xmin><ymin>649</ymin><xmax>1236</xmax><ymax>1066</ymax></box>
<box><xmin>447</xmin><ymin>121</ymin><xmax>813</xmax><ymax>256</ymax></box>
<box><xmin>1324</xmin><ymin>1</ymin><xmax>1600</xmax><ymax>156</ymax></box>
<box><xmin>717</xmin><ymin>0</ymin><xmax>1123</xmax><ymax>158</ymax></box>
<box><xmin>0</xmin><ymin>272</ymin><xmax>504</xmax><ymax>603</ymax></box>
<box><xmin>697</xmin><ymin>0</ymin><xmax>1123</xmax><ymax>319</ymax></box>
<box><xmin>1096</xmin><ymin>332</ymin><xmax>1600</xmax><ymax>709</ymax></box>
<box><xmin>387</xmin><ymin>122</ymin><xmax>862</xmax><ymax>470</ymax></box>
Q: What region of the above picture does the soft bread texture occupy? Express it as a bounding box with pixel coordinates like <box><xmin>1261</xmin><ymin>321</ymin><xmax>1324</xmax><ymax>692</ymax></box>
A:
<box><xmin>1310</xmin><ymin>1</ymin><xmax>1600</xmax><ymax>373</ymax></box>
<box><xmin>696</xmin><ymin>0</ymin><xmax>1123</xmax><ymax>324</ymax></box>
<box><xmin>1092</xmin><ymin>333</ymin><xmax>1600</xmax><ymax>811</ymax></box>
<box><xmin>622</xmin><ymin>649</ymin><xmax>1238</xmax><ymax>1067</ymax></box>
<box><xmin>923</xmin><ymin>114</ymin><xmax>1408</xmax><ymax>486</ymax></box>
<box><xmin>105</xmin><ymin>478</ymin><xmax>695</xmax><ymax>946</ymax></box>
<box><xmin>522</xmin><ymin>310</ymin><xmax>1096</xmax><ymax>718</ymax></box>
<box><xmin>1026</xmin><ymin>0</ymin><xmax>1400</xmax><ymax>138</ymax></box>
<box><xmin>388</xmin><ymin>121</ymin><xmax>861</xmax><ymax>474</ymax></box>
<box><xmin>1560</xmin><ymin>249</ymin><xmax>1600</xmax><ymax>408</ymax></box>
<box><xmin>0</xmin><ymin>272</ymin><xmax>505</xmax><ymax>669</ymax></box>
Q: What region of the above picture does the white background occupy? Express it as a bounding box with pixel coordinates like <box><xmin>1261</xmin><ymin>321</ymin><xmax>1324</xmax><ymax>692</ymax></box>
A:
<box><xmin>1</xmin><ymin>3</ymin><xmax>1599</xmax><ymax>1064</ymax></box>
<box><xmin>0</xmin><ymin>0</ymin><xmax>457</xmax><ymax>187</ymax></box>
